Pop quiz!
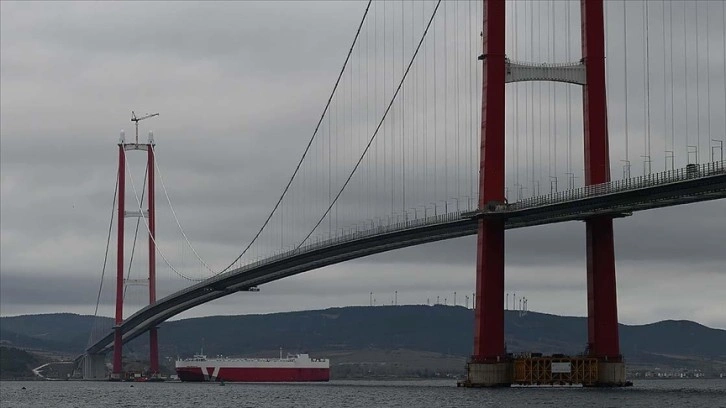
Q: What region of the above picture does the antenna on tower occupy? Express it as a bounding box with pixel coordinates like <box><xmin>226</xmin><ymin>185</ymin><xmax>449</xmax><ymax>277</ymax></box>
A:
<box><xmin>131</xmin><ymin>111</ymin><xmax>159</xmax><ymax>144</ymax></box>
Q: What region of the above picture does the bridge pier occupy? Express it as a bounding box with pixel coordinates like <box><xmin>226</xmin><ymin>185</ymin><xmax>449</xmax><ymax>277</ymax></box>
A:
<box><xmin>468</xmin><ymin>218</ymin><xmax>509</xmax><ymax>387</ymax></box>
<box><xmin>463</xmin><ymin>361</ymin><xmax>512</xmax><ymax>388</ymax></box>
<box><xmin>581</xmin><ymin>0</ymin><xmax>625</xmax><ymax>385</ymax></box>
<box><xmin>586</xmin><ymin>217</ymin><xmax>621</xmax><ymax>360</ymax></box>
<box><xmin>593</xmin><ymin>361</ymin><xmax>627</xmax><ymax>387</ymax></box>
<box><xmin>463</xmin><ymin>0</ymin><xmax>627</xmax><ymax>388</ymax></box>
<box><xmin>83</xmin><ymin>353</ymin><xmax>108</xmax><ymax>380</ymax></box>
<box><xmin>465</xmin><ymin>0</ymin><xmax>509</xmax><ymax>388</ymax></box>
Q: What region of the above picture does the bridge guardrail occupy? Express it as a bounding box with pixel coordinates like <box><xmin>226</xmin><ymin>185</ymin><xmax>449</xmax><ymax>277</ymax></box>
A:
<box><xmin>227</xmin><ymin>209</ymin><xmax>468</xmax><ymax>277</ymax></box>
<box><xmin>92</xmin><ymin>161</ymin><xmax>726</xmax><ymax>354</ymax></box>
<box><xmin>225</xmin><ymin>161</ymin><xmax>724</xmax><ymax>278</ymax></box>
<box><xmin>508</xmin><ymin>160</ymin><xmax>725</xmax><ymax>211</ymax></box>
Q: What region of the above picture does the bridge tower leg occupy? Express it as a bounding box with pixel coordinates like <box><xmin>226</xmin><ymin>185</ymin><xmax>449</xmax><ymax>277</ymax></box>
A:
<box><xmin>463</xmin><ymin>0</ymin><xmax>511</xmax><ymax>388</ymax></box>
<box><xmin>147</xmin><ymin>143</ymin><xmax>159</xmax><ymax>375</ymax></box>
<box><xmin>111</xmin><ymin>134</ymin><xmax>161</xmax><ymax>380</ymax></box>
<box><xmin>581</xmin><ymin>0</ymin><xmax>626</xmax><ymax>385</ymax></box>
<box><xmin>112</xmin><ymin>143</ymin><xmax>126</xmax><ymax>380</ymax></box>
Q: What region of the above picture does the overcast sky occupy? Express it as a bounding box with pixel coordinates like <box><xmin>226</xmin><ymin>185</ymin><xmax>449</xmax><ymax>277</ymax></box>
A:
<box><xmin>1</xmin><ymin>1</ymin><xmax>725</xmax><ymax>331</ymax></box>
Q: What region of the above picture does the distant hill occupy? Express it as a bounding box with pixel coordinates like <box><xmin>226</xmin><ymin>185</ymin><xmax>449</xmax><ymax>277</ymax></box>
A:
<box><xmin>0</xmin><ymin>346</ymin><xmax>42</xmax><ymax>380</ymax></box>
<box><xmin>2</xmin><ymin>306</ymin><xmax>724</xmax><ymax>369</ymax></box>
<box><xmin>0</xmin><ymin>313</ymin><xmax>111</xmax><ymax>354</ymax></box>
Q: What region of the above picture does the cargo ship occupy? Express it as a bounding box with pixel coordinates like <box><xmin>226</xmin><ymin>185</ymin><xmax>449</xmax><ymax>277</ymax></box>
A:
<box><xmin>175</xmin><ymin>351</ymin><xmax>330</xmax><ymax>382</ymax></box>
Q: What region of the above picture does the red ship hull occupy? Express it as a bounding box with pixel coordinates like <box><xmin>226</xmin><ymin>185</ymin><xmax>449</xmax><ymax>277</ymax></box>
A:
<box><xmin>176</xmin><ymin>366</ymin><xmax>330</xmax><ymax>382</ymax></box>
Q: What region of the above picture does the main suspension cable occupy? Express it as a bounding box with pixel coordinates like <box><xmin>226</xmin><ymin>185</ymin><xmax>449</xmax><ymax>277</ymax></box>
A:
<box><xmin>122</xmin><ymin>148</ymin><xmax>199</xmax><ymax>281</ymax></box>
<box><xmin>298</xmin><ymin>0</ymin><xmax>443</xmax><ymax>248</ymax></box>
<box><xmin>88</xmin><ymin>167</ymin><xmax>119</xmax><ymax>348</ymax></box>
<box><xmin>151</xmin><ymin>146</ymin><xmax>215</xmax><ymax>273</ymax></box>
<box><xmin>219</xmin><ymin>1</ymin><xmax>373</xmax><ymax>274</ymax></box>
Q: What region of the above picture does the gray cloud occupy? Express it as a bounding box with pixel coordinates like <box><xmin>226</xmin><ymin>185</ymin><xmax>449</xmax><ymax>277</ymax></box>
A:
<box><xmin>1</xmin><ymin>1</ymin><xmax>725</xmax><ymax>332</ymax></box>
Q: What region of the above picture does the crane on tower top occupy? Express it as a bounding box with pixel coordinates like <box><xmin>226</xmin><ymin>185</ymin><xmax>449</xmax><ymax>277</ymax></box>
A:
<box><xmin>131</xmin><ymin>111</ymin><xmax>159</xmax><ymax>144</ymax></box>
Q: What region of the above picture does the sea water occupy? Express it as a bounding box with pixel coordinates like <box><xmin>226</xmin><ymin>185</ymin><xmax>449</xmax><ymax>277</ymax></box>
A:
<box><xmin>1</xmin><ymin>379</ymin><xmax>724</xmax><ymax>408</ymax></box>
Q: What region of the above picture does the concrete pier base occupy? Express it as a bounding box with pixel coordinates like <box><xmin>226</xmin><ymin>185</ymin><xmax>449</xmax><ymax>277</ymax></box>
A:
<box><xmin>82</xmin><ymin>353</ymin><xmax>108</xmax><ymax>380</ymax></box>
<box><xmin>591</xmin><ymin>361</ymin><xmax>628</xmax><ymax>387</ymax></box>
<box><xmin>460</xmin><ymin>361</ymin><xmax>513</xmax><ymax>388</ymax></box>
<box><xmin>459</xmin><ymin>357</ymin><xmax>629</xmax><ymax>388</ymax></box>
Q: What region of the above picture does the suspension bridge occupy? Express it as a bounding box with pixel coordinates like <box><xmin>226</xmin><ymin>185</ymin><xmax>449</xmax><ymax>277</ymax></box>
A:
<box><xmin>81</xmin><ymin>0</ymin><xmax>726</xmax><ymax>387</ymax></box>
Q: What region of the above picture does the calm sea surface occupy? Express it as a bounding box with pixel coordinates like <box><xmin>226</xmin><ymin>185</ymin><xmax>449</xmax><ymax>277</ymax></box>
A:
<box><xmin>1</xmin><ymin>379</ymin><xmax>724</xmax><ymax>408</ymax></box>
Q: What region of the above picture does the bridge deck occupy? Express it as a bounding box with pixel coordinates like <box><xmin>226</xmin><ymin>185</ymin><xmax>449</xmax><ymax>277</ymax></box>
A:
<box><xmin>86</xmin><ymin>161</ymin><xmax>725</xmax><ymax>356</ymax></box>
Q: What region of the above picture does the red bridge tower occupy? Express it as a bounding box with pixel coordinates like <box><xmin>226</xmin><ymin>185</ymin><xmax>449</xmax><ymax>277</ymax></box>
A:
<box><xmin>464</xmin><ymin>0</ymin><xmax>625</xmax><ymax>387</ymax></box>
<box><xmin>111</xmin><ymin>112</ymin><xmax>160</xmax><ymax>380</ymax></box>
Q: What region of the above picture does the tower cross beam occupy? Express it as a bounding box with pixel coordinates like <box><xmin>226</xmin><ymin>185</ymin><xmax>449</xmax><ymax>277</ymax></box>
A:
<box><xmin>505</xmin><ymin>60</ymin><xmax>586</xmax><ymax>85</ymax></box>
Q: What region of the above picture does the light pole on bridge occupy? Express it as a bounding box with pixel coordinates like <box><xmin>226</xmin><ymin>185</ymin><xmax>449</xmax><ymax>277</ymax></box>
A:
<box><xmin>462</xmin><ymin>195</ymin><xmax>471</xmax><ymax>211</ymax></box>
<box><xmin>418</xmin><ymin>205</ymin><xmax>428</xmax><ymax>219</ymax></box>
<box><xmin>687</xmin><ymin>145</ymin><xmax>699</xmax><ymax>165</ymax></box>
<box><xmin>620</xmin><ymin>160</ymin><xmax>632</xmax><ymax>179</ymax></box>
<box><xmin>712</xmin><ymin>139</ymin><xmax>724</xmax><ymax>162</ymax></box>
<box><xmin>565</xmin><ymin>172</ymin><xmax>577</xmax><ymax>189</ymax></box>
<box><xmin>438</xmin><ymin>200</ymin><xmax>448</xmax><ymax>214</ymax></box>
<box><xmin>665</xmin><ymin>151</ymin><xmax>675</xmax><ymax>172</ymax></box>
<box><xmin>549</xmin><ymin>177</ymin><xmax>558</xmax><ymax>194</ymax></box>
<box><xmin>450</xmin><ymin>197</ymin><xmax>460</xmax><ymax>212</ymax></box>
<box><xmin>640</xmin><ymin>155</ymin><xmax>652</xmax><ymax>176</ymax></box>
<box><xmin>366</xmin><ymin>219</ymin><xmax>375</xmax><ymax>230</ymax></box>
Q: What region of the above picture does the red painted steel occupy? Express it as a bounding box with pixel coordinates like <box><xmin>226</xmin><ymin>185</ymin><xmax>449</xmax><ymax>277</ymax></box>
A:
<box><xmin>176</xmin><ymin>367</ymin><xmax>330</xmax><ymax>383</ymax></box>
<box><xmin>147</xmin><ymin>146</ymin><xmax>159</xmax><ymax>373</ymax></box>
<box><xmin>581</xmin><ymin>0</ymin><xmax>621</xmax><ymax>360</ymax></box>
<box><xmin>586</xmin><ymin>218</ymin><xmax>620</xmax><ymax>359</ymax></box>
<box><xmin>148</xmin><ymin>146</ymin><xmax>156</xmax><ymax>306</ymax></box>
<box><xmin>580</xmin><ymin>0</ymin><xmax>610</xmax><ymax>186</ymax></box>
<box><xmin>113</xmin><ymin>144</ymin><xmax>126</xmax><ymax>375</ymax></box>
<box><xmin>473</xmin><ymin>0</ymin><xmax>506</xmax><ymax>362</ymax></box>
<box><xmin>149</xmin><ymin>328</ymin><xmax>159</xmax><ymax>373</ymax></box>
